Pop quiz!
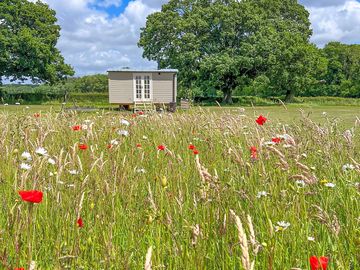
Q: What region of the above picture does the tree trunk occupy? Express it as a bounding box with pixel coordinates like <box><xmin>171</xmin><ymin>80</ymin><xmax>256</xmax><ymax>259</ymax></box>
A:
<box><xmin>223</xmin><ymin>90</ymin><xmax>233</xmax><ymax>104</ymax></box>
<box><xmin>284</xmin><ymin>89</ymin><xmax>295</xmax><ymax>103</ymax></box>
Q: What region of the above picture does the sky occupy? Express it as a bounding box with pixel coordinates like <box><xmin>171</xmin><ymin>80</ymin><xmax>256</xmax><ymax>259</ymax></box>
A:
<box><xmin>31</xmin><ymin>0</ymin><xmax>360</xmax><ymax>76</ymax></box>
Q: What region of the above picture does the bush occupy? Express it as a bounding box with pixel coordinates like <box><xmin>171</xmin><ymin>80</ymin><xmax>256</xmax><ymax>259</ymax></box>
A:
<box><xmin>292</xmin><ymin>96</ymin><xmax>360</xmax><ymax>106</ymax></box>
<box><xmin>192</xmin><ymin>96</ymin><xmax>277</xmax><ymax>106</ymax></box>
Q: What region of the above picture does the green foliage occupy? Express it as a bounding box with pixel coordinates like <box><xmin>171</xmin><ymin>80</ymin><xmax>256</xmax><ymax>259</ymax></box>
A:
<box><xmin>68</xmin><ymin>74</ymin><xmax>108</xmax><ymax>93</ymax></box>
<box><xmin>139</xmin><ymin>0</ymin><xmax>325</xmax><ymax>103</ymax></box>
<box><xmin>292</xmin><ymin>96</ymin><xmax>360</xmax><ymax>106</ymax></box>
<box><xmin>0</xmin><ymin>0</ymin><xmax>74</xmax><ymax>84</ymax></box>
<box><xmin>65</xmin><ymin>92</ymin><xmax>109</xmax><ymax>105</ymax></box>
<box><xmin>322</xmin><ymin>42</ymin><xmax>360</xmax><ymax>98</ymax></box>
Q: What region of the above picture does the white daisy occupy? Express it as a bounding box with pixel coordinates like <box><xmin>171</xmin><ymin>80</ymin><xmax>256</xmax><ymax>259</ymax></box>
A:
<box><xmin>21</xmin><ymin>151</ymin><xmax>32</xmax><ymax>161</ymax></box>
<box><xmin>263</xmin><ymin>141</ymin><xmax>276</xmax><ymax>146</ymax></box>
<box><xmin>117</xmin><ymin>130</ymin><xmax>129</xmax><ymax>137</ymax></box>
<box><xmin>342</xmin><ymin>164</ymin><xmax>355</xmax><ymax>172</ymax></box>
<box><xmin>136</xmin><ymin>168</ymin><xmax>146</xmax><ymax>174</ymax></box>
<box><xmin>110</xmin><ymin>139</ymin><xmax>119</xmax><ymax>145</ymax></box>
<box><xmin>324</xmin><ymin>183</ymin><xmax>336</xmax><ymax>188</ymax></box>
<box><xmin>120</xmin><ymin>119</ymin><xmax>130</xmax><ymax>126</ymax></box>
<box><xmin>295</xmin><ymin>180</ymin><xmax>306</xmax><ymax>187</ymax></box>
<box><xmin>256</xmin><ymin>191</ymin><xmax>269</xmax><ymax>198</ymax></box>
<box><xmin>308</xmin><ymin>236</ymin><xmax>315</xmax><ymax>242</ymax></box>
<box><xmin>142</xmin><ymin>135</ymin><xmax>148</xmax><ymax>140</ymax></box>
<box><xmin>275</xmin><ymin>221</ymin><xmax>290</xmax><ymax>232</ymax></box>
<box><xmin>69</xmin><ymin>170</ymin><xmax>79</xmax><ymax>175</ymax></box>
<box><xmin>48</xmin><ymin>158</ymin><xmax>56</xmax><ymax>165</ymax></box>
<box><xmin>20</xmin><ymin>163</ymin><xmax>31</xmax><ymax>170</ymax></box>
<box><xmin>35</xmin><ymin>147</ymin><xmax>48</xmax><ymax>156</ymax></box>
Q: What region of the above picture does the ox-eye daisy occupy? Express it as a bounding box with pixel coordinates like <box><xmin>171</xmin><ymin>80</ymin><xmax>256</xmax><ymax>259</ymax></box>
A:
<box><xmin>20</xmin><ymin>163</ymin><xmax>31</xmax><ymax>171</ymax></box>
<box><xmin>117</xmin><ymin>130</ymin><xmax>129</xmax><ymax>137</ymax></box>
<box><xmin>256</xmin><ymin>191</ymin><xmax>269</xmax><ymax>198</ymax></box>
<box><xmin>275</xmin><ymin>221</ymin><xmax>290</xmax><ymax>232</ymax></box>
<box><xmin>69</xmin><ymin>170</ymin><xmax>79</xmax><ymax>175</ymax></box>
<box><xmin>324</xmin><ymin>183</ymin><xmax>336</xmax><ymax>188</ymax></box>
<box><xmin>342</xmin><ymin>164</ymin><xmax>355</xmax><ymax>172</ymax></box>
<box><xmin>48</xmin><ymin>158</ymin><xmax>56</xmax><ymax>165</ymax></box>
<box><xmin>21</xmin><ymin>151</ymin><xmax>32</xmax><ymax>161</ymax></box>
<box><xmin>120</xmin><ymin>119</ymin><xmax>130</xmax><ymax>126</ymax></box>
<box><xmin>35</xmin><ymin>147</ymin><xmax>48</xmax><ymax>156</ymax></box>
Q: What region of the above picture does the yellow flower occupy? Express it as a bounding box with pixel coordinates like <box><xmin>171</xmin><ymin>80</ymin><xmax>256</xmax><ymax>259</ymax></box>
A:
<box><xmin>161</xmin><ymin>176</ymin><xmax>167</xmax><ymax>188</ymax></box>
<box><xmin>320</xmin><ymin>179</ymin><xmax>328</xmax><ymax>185</ymax></box>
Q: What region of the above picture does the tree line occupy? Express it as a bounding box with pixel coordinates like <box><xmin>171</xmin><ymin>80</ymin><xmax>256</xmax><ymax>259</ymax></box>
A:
<box><xmin>1</xmin><ymin>0</ymin><xmax>359</xmax><ymax>103</ymax></box>
<box><xmin>139</xmin><ymin>0</ymin><xmax>360</xmax><ymax>103</ymax></box>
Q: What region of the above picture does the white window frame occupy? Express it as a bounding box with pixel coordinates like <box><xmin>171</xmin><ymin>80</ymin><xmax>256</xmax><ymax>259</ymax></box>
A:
<box><xmin>133</xmin><ymin>73</ymin><xmax>152</xmax><ymax>102</ymax></box>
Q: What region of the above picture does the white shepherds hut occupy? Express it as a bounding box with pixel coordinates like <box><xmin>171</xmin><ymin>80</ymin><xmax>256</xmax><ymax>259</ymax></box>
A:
<box><xmin>108</xmin><ymin>69</ymin><xmax>178</xmax><ymax>111</ymax></box>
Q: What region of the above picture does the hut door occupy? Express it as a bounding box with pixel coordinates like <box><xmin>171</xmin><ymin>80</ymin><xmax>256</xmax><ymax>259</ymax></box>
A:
<box><xmin>134</xmin><ymin>74</ymin><xmax>152</xmax><ymax>102</ymax></box>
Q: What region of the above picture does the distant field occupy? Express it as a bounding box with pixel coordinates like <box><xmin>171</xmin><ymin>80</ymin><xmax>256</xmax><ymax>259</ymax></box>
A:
<box><xmin>0</xmin><ymin>104</ymin><xmax>359</xmax><ymax>269</ymax></box>
<box><xmin>2</xmin><ymin>104</ymin><xmax>359</xmax><ymax>127</ymax></box>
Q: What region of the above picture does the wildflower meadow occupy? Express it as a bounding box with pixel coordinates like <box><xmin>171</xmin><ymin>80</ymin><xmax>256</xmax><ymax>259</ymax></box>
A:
<box><xmin>1</xmin><ymin>108</ymin><xmax>359</xmax><ymax>269</ymax></box>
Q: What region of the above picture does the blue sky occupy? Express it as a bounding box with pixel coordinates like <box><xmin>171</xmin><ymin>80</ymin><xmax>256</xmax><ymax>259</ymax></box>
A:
<box><xmin>90</xmin><ymin>0</ymin><xmax>130</xmax><ymax>17</ymax></box>
<box><xmin>29</xmin><ymin>0</ymin><xmax>360</xmax><ymax>76</ymax></box>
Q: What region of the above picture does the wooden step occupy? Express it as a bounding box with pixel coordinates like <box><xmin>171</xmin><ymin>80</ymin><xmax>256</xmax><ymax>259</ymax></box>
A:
<box><xmin>133</xmin><ymin>101</ymin><xmax>156</xmax><ymax>112</ymax></box>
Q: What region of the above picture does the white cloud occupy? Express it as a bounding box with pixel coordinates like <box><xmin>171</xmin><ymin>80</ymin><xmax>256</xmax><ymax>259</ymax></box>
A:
<box><xmin>30</xmin><ymin>0</ymin><xmax>360</xmax><ymax>76</ymax></box>
<box><xmin>306</xmin><ymin>0</ymin><xmax>360</xmax><ymax>47</ymax></box>
<box><xmin>96</xmin><ymin>0</ymin><xmax>122</xmax><ymax>8</ymax></box>
<box><xmin>38</xmin><ymin>0</ymin><xmax>166</xmax><ymax>76</ymax></box>
<box><xmin>300</xmin><ymin>0</ymin><xmax>347</xmax><ymax>7</ymax></box>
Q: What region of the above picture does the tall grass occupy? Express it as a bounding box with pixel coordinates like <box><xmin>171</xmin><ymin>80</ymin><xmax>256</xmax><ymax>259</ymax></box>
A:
<box><xmin>0</xmin><ymin>108</ymin><xmax>359</xmax><ymax>269</ymax></box>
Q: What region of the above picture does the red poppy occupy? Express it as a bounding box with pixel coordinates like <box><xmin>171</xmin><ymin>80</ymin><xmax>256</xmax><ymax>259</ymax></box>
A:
<box><xmin>250</xmin><ymin>146</ymin><xmax>257</xmax><ymax>159</ymax></box>
<box><xmin>188</xmin><ymin>144</ymin><xmax>195</xmax><ymax>150</ymax></box>
<box><xmin>193</xmin><ymin>149</ymin><xmax>199</xmax><ymax>155</ymax></box>
<box><xmin>77</xmin><ymin>217</ymin><xmax>84</xmax><ymax>228</ymax></box>
<box><xmin>138</xmin><ymin>111</ymin><xmax>144</xmax><ymax>115</ymax></box>
<box><xmin>14</xmin><ymin>268</ymin><xmax>25</xmax><ymax>270</ymax></box>
<box><xmin>256</xmin><ymin>115</ymin><xmax>267</xmax><ymax>126</ymax></box>
<box><xmin>72</xmin><ymin>125</ymin><xmax>82</xmax><ymax>131</ymax></box>
<box><xmin>272</xmin><ymin>137</ymin><xmax>282</xmax><ymax>144</ymax></box>
<box><xmin>310</xmin><ymin>256</ymin><xmax>329</xmax><ymax>270</ymax></box>
<box><xmin>79</xmin><ymin>144</ymin><xmax>88</xmax><ymax>150</ymax></box>
<box><xmin>33</xmin><ymin>113</ymin><xmax>40</xmax><ymax>118</ymax></box>
<box><xmin>18</xmin><ymin>190</ymin><xmax>43</xmax><ymax>203</ymax></box>
<box><xmin>136</xmin><ymin>143</ymin><xmax>142</xmax><ymax>148</ymax></box>
<box><xmin>132</xmin><ymin>113</ymin><xmax>137</xmax><ymax>118</ymax></box>
<box><xmin>157</xmin><ymin>145</ymin><xmax>166</xmax><ymax>151</ymax></box>
<box><xmin>107</xmin><ymin>144</ymin><xmax>113</xmax><ymax>149</ymax></box>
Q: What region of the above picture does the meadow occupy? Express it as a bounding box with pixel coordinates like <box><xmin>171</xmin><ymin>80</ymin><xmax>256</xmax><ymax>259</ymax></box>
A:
<box><xmin>0</xmin><ymin>105</ymin><xmax>359</xmax><ymax>269</ymax></box>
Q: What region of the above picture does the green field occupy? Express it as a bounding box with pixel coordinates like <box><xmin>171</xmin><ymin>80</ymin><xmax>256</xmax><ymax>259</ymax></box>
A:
<box><xmin>2</xmin><ymin>104</ymin><xmax>359</xmax><ymax>127</ymax></box>
<box><xmin>0</xmin><ymin>105</ymin><xmax>359</xmax><ymax>269</ymax></box>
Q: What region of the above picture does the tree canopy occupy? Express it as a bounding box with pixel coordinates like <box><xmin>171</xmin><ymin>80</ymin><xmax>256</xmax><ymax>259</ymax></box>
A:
<box><xmin>0</xmin><ymin>0</ymin><xmax>74</xmax><ymax>84</ymax></box>
<box><xmin>139</xmin><ymin>0</ymin><xmax>327</xmax><ymax>103</ymax></box>
<box><xmin>322</xmin><ymin>42</ymin><xmax>360</xmax><ymax>97</ymax></box>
